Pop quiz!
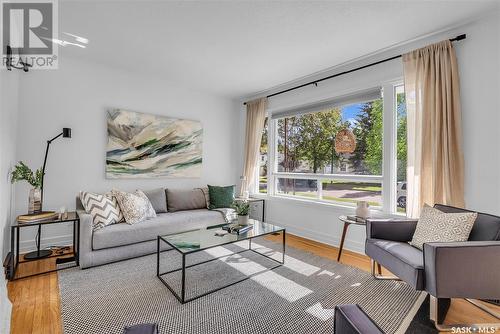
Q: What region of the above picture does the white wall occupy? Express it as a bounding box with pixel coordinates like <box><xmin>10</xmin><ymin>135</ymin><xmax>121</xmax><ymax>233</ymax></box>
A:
<box><xmin>240</xmin><ymin>12</ymin><xmax>500</xmax><ymax>254</ymax></box>
<box><xmin>0</xmin><ymin>70</ymin><xmax>19</xmax><ymax>334</ymax></box>
<box><xmin>14</xmin><ymin>57</ymin><xmax>239</xmax><ymax>251</ymax></box>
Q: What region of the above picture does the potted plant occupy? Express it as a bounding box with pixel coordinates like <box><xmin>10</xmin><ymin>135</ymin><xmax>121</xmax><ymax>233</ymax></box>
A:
<box><xmin>11</xmin><ymin>161</ymin><xmax>43</xmax><ymax>214</ymax></box>
<box><xmin>232</xmin><ymin>200</ymin><xmax>250</xmax><ymax>225</ymax></box>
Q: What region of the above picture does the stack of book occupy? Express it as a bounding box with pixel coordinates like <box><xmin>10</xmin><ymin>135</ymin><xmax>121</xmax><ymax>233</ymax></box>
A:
<box><xmin>222</xmin><ymin>223</ymin><xmax>253</xmax><ymax>235</ymax></box>
<box><xmin>17</xmin><ymin>211</ymin><xmax>58</xmax><ymax>223</ymax></box>
<box><xmin>346</xmin><ymin>215</ymin><xmax>368</xmax><ymax>223</ymax></box>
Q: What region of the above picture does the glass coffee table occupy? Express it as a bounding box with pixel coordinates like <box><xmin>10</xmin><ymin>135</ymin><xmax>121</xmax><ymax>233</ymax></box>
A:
<box><xmin>156</xmin><ymin>219</ymin><xmax>285</xmax><ymax>303</ymax></box>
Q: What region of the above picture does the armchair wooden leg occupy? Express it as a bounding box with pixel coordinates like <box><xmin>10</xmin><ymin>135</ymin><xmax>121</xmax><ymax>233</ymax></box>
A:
<box><xmin>370</xmin><ymin>259</ymin><xmax>400</xmax><ymax>280</ymax></box>
<box><xmin>429</xmin><ymin>296</ymin><xmax>500</xmax><ymax>332</ymax></box>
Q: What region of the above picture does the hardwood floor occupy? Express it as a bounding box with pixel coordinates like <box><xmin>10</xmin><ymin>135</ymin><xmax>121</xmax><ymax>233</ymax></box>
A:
<box><xmin>7</xmin><ymin>234</ymin><xmax>499</xmax><ymax>333</ymax></box>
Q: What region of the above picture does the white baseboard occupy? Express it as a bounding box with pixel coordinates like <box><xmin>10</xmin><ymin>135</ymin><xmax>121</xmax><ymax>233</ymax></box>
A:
<box><xmin>19</xmin><ymin>235</ymin><xmax>74</xmax><ymax>253</ymax></box>
<box><xmin>265</xmin><ymin>219</ymin><xmax>366</xmax><ymax>255</ymax></box>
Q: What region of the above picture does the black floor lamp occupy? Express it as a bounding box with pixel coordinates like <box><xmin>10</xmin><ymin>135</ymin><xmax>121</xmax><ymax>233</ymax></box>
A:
<box><xmin>24</xmin><ymin>127</ymin><xmax>72</xmax><ymax>260</ymax></box>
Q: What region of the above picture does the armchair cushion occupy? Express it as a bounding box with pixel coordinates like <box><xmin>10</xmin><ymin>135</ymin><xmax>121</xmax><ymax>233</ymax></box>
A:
<box><xmin>365</xmin><ymin>238</ymin><xmax>424</xmax><ymax>290</ymax></box>
<box><xmin>423</xmin><ymin>241</ymin><xmax>500</xmax><ymax>299</ymax></box>
<box><xmin>366</xmin><ymin>219</ymin><xmax>418</xmax><ymax>242</ymax></box>
<box><xmin>434</xmin><ymin>204</ymin><xmax>500</xmax><ymax>241</ymax></box>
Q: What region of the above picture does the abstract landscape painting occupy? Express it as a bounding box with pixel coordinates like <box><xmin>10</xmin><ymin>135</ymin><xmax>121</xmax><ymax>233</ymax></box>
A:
<box><xmin>106</xmin><ymin>109</ymin><xmax>202</xmax><ymax>178</ymax></box>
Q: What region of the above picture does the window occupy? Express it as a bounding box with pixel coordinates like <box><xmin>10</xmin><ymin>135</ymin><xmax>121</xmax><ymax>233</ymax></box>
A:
<box><xmin>255</xmin><ymin>83</ymin><xmax>407</xmax><ymax>214</ymax></box>
<box><xmin>273</xmin><ymin>97</ymin><xmax>383</xmax><ymax>206</ymax></box>
<box><xmin>395</xmin><ymin>85</ymin><xmax>407</xmax><ymax>213</ymax></box>
<box><xmin>276</xmin><ymin>100</ymin><xmax>382</xmax><ymax>176</ymax></box>
<box><xmin>258</xmin><ymin>118</ymin><xmax>268</xmax><ymax>193</ymax></box>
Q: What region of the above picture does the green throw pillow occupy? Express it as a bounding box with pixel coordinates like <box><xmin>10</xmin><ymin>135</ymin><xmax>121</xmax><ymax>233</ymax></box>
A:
<box><xmin>208</xmin><ymin>185</ymin><xmax>235</xmax><ymax>209</ymax></box>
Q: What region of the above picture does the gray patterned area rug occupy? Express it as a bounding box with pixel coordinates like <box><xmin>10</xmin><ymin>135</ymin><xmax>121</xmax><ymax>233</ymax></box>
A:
<box><xmin>59</xmin><ymin>239</ymin><xmax>425</xmax><ymax>334</ymax></box>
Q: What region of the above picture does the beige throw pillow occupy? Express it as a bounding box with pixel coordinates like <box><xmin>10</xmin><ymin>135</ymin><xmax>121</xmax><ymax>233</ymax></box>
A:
<box><xmin>112</xmin><ymin>190</ymin><xmax>156</xmax><ymax>224</ymax></box>
<box><xmin>410</xmin><ymin>204</ymin><xmax>477</xmax><ymax>250</ymax></box>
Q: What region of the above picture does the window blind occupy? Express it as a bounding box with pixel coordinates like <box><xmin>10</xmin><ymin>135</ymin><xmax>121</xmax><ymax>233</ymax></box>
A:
<box><xmin>270</xmin><ymin>87</ymin><xmax>382</xmax><ymax>119</ymax></box>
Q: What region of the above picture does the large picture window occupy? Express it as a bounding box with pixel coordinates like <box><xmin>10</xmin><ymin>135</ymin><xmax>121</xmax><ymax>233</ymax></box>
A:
<box><xmin>275</xmin><ymin>98</ymin><xmax>383</xmax><ymax>206</ymax></box>
<box><xmin>256</xmin><ymin>83</ymin><xmax>407</xmax><ymax>214</ymax></box>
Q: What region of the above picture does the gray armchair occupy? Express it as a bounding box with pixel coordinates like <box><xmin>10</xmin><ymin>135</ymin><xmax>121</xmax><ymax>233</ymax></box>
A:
<box><xmin>365</xmin><ymin>204</ymin><xmax>500</xmax><ymax>330</ymax></box>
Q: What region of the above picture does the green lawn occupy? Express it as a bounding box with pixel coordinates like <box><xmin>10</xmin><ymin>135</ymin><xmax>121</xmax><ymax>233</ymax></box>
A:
<box><xmin>322</xmin><ymin>180</ymin><xmax>382</xmax><ymax>192</ymax></box>
<box><xmin>259</xmin><ymin>176</ymin><xmax>268</xmax><ymax>193</ymax></box>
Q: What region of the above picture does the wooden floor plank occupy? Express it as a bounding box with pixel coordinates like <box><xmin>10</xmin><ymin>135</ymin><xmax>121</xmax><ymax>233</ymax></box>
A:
<box><xmin>7</xmin><ymin>234</ymin><xmax>499</xmax><ymax>334</ymax></box>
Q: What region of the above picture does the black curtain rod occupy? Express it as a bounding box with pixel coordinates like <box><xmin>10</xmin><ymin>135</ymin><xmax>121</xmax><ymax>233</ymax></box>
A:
<box><xmin>244</xmin><ymin>34</ymin><xmax>466</xmax><ymax>105</ymax></box>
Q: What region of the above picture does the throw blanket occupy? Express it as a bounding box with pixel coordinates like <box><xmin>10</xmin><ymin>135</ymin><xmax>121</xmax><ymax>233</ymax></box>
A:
<box><xmin>212</xmin><ymin>208</ymin><xmax>237</xmax><ymax>223</ymax></box>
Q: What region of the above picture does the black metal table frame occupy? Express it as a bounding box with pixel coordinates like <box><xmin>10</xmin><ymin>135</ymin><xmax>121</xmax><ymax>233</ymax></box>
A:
<box><xmin>9</xmin><ymin>217</ymin><xmax>80</xmax><ymax>280</ymax></box>
<box><xmin>157</xmin><ymin>229</ymin><xmax>285</xmax><ymax>304</ymax></box>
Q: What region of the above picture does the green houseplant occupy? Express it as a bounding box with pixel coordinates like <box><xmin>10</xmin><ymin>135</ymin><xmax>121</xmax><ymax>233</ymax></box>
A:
<box><xmin>11</xmin><ymin>161</ymin><xmax>43</xmax><ymax>214</ymax></box>
<box><xmin>232</xmin><ymin>200</ymin><xmax>250</xmax><ymax>225</ymax></box>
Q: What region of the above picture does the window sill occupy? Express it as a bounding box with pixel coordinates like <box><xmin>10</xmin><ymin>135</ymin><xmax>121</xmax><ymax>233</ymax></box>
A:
<box><xmin>250</xmin><ymin>193</ymin><xmax>404</xmax><ymax>218</ymax></box>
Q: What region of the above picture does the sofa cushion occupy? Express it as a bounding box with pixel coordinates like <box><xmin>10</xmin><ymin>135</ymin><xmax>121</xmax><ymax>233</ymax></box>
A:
<box><xmin>92</xmin><ymin>209</ymin><xmax>225</xmax><ymax>250</ymax></box>
<box><xmin>434</xmin><ymin>204</ymin><xmax>500</xmax><ymax>241</ymax></box>
<box><xmin>167</xmin><ymin>188</ymin><xmax>207</xmax><ymax>212</ymax></box>
<box><xmin>143</xmin><ymin>188</ymin><xmax>167</xmax><ymax>213</ymax></box>
<box><xmin>112</xmin><ymin>189</ymin><xmax>156</xmax><ymax>224</ymax></box>
<box><xmin>208</xmin><ymin>184</ymin><xmax>235</xmax><ymax>209</ymax></box>
<box><xmin>365</xmin><ymin>238</ymin><xmax>424</xmax><ymax>290</ymax></box>
<box><xmin>79</xmin><ymin>191</ymin><xmax>124</xmax><ymax>230</ymax></box>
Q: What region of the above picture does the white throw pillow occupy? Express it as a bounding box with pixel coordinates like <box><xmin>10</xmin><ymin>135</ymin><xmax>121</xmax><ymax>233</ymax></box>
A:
<box><xmin>410</xmin><ymin>204</ymin><xmax>477</xmax><ymax>250</ymax></box>
<box><xmin>79</xmin><ymin>191</ymin><xmax>124</xmax><ymax>231</ymax></box>
<box><xmin>112</xmin><ymin>190</ymin><xmax>156</xmax><ymax>225</ymax></box>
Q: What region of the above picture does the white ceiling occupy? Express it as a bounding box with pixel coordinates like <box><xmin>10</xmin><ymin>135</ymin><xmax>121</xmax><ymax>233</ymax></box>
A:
<box><xmin>58</xmin><ymin>1</ymin><xmax>497</xmax><ymax>99</ymax></box>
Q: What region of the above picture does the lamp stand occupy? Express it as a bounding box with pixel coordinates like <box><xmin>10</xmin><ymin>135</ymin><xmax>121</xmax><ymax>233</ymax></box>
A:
<box><xmin>24</xmin><ymin>128</ymin><xmax>71</xmax><ymax>260</ymax></box>
<box><xmin>24</xmin><ymin>225</ymin><xmax>52</xmax><ymax>260</ymax></box>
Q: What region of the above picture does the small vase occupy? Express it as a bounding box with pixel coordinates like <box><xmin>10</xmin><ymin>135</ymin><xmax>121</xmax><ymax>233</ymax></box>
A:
<box><xmin>355</xmin><ymin>201</ymin><xmax>370</xmax><ymax>219</ymax></box>
<box><xmin>238</xmin><ymin>215</ymin><xmax>249</xmax><ymax>225</ymax></box>
<box><xmin>28</xmin><ymin>188</ymin><xmax>42</xmax><ymax>214</ymax></box>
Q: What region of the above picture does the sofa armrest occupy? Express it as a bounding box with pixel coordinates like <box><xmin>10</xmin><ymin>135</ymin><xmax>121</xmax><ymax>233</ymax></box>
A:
<box><xmin>366</xmin><ymin>219</ymin><xmax>418</xmax><ymax>241</ymax></box>
<box><xmin>77</xmin><ymin>210</ymin><xmax>93</xmax><ymax>268</ymax></box>
<box><xmin>423</xmin><ymin>241</ymin><xmax>500</xmax><ymax>299</ymax></box>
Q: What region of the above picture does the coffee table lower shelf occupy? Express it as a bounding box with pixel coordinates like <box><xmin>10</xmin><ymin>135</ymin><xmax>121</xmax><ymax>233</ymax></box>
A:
<box><xmin>156</xmin><ymin>230</ymin><xmax>286</xmax><ymax>304</ymax></box>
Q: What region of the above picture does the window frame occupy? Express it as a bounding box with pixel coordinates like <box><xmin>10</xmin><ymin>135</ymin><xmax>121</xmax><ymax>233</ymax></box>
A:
<box><xmin>255</xmin><ymin>80</ymin><xmax>404</xmax><ymax>214</ymax></box>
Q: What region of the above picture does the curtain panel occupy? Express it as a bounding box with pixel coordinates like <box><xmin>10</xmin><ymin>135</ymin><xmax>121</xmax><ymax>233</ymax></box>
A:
<box><xmin>403</xmin><ymin>40</ymin><xmax>465</xmax><ymax>218</ymax></box>
<box><xmin>241</xmin><ymin>98</ymin><xmax>267</xmax><ymax>196</ymax></box>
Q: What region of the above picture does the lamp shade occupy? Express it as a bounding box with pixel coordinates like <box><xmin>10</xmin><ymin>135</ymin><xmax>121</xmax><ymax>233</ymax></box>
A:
<box><xmin>63</xmin><ymin>128</ymin><xmax>72</xmax><ymax>138</ymax></box>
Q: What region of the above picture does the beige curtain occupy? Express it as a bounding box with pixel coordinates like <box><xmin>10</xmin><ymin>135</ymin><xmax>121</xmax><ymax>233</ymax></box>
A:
<box><xmin>403</xmin><ymin>40</ymin><xmax>465</xmax><ymax>218</ymax></box>
<box><xmin>241</xmin><ymin>98</ymin><xmax>267</xmax><ymax>196</ymax></box>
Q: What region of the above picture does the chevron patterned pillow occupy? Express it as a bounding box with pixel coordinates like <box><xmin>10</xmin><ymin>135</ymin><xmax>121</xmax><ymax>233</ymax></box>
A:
<box><xmin>80</xmin><ymin>191</ymin><xmax>124</xmax><ymax>230</ymax></box>
<box><xmin>410</xmin><ymin>204</ymin><xmax>477</xmax><ymax>250</ymax></box>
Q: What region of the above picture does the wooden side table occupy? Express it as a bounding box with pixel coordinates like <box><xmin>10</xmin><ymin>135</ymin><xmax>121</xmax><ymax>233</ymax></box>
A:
<box><xmin>337</xmin><ymin>215</ymin><xmax>367</xmax><ymax>262</ymax></box>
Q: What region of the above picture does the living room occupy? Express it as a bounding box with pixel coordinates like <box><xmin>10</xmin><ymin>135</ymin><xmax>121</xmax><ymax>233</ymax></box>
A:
<box><xmin>1</xmin><ymin>1</ymin><xmax>499</xmax><ymax>333</ymax></box>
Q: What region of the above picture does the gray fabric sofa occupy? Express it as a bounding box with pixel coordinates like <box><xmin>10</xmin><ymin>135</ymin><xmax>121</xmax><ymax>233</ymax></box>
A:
<box><xmin>77</xmin><ymin>188</ymin><xmax>230</xmax><ymax>269</ymax></box>
<box><xmin>365</xmin><ymin>204</ymin><xmax>500</xmax><ymax>329</ymax></box>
